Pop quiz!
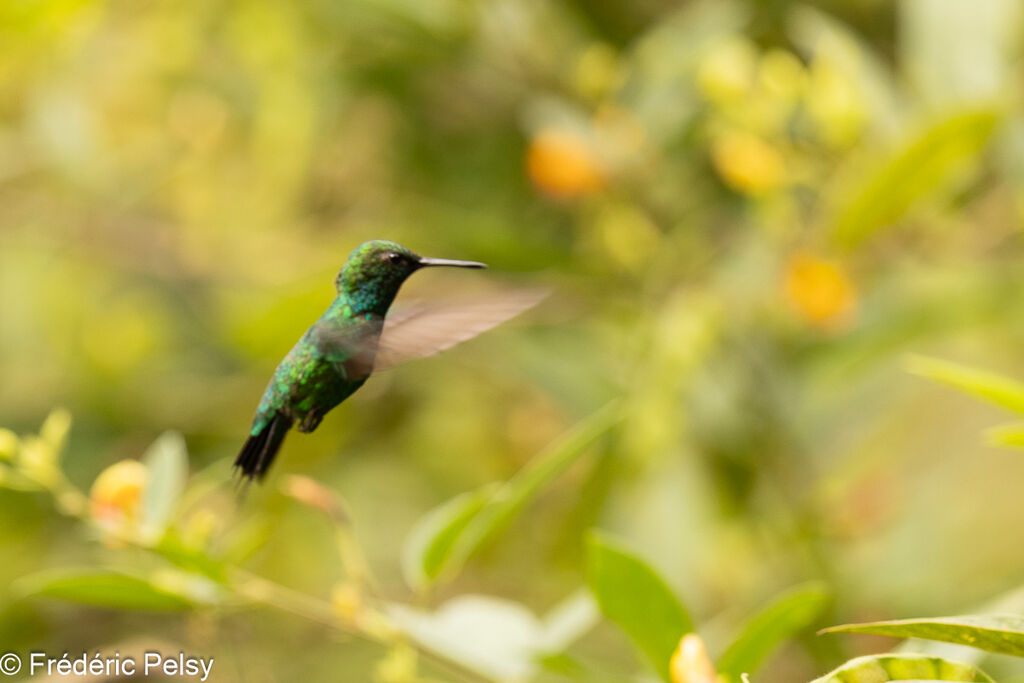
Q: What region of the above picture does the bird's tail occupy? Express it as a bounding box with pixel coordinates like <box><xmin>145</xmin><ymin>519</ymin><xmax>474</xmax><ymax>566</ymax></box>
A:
<box><xmin>235</xmin><ymin>412</ymin><xmax>293</xmax><ymax>481</ymax></box>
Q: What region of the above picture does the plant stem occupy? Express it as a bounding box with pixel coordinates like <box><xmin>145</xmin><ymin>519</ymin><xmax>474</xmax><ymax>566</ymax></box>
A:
<box><xmin>228</xmin><ymin>568</ymin><xmax>497</xmax><ymax>683</ymax></box>
<box><xmin>19</xmin><ymin>440</ymin><xmax>497</xmax><ymax>682</ymax></box>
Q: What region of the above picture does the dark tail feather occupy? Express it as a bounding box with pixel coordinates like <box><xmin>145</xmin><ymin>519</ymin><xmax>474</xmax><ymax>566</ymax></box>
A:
<box><xmin>235</xmin><ymin>413</ymin><xmax>293</xmax><ymax>481</ymax></box>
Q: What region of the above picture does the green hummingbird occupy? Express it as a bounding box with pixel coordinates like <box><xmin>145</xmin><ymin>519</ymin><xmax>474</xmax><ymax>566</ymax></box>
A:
<box><xmin>235</xmin><ymin>239</ymin><xmax>543</xmax><ymax>480</ymax></box>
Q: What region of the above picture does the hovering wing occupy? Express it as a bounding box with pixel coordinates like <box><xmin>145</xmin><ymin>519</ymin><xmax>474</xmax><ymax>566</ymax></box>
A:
<box><xmin>374</xmin><ymin>287</ymin><xmax>548</xmax><ymax>371</ymax></box>
<box><xmin>313</xmin><ymin>316</ymin><xmax>384</xmax><ymax>381</ymax></box>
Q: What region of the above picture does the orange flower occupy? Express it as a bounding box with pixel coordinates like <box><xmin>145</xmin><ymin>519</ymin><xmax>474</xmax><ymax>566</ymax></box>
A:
<box><xmin>784</xmin><ymin>251</ymin><xmax>857</xmax><ymax>329</ymax></box>
<box><xmin>526</xmin><ymin>129</ymin><xmax>605</xmax><ymax>198</ymax></box>
<box><xmin>89</xmin><ymin>460</ymin><xmax>148</xmax><ymax>531</ymax></box>
<box><xmin>670</xmin><ymin>634</ymin><xmax>717</xmax><ymax>683</ymax></box>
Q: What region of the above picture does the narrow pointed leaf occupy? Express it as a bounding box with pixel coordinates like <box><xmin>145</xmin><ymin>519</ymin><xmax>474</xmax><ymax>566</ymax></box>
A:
<box><xmin>585</xmin><ymin>531</ymin><xmax>693</xmax><ymax>682</ymax></box>
<box><xmin>898</xmin><ymin>585</ymin><xmax>1024</xmax><ymax>663</ymax></box>
<box><xmin>139</xmin><ymin>431</ymin><xmax>189</xmax><ymax>542</ymax></box>
<box><xmin>810</xmin><ymin>654</ymin><xmax>993</xmax><ymax>683</ymax></box>
<box><xmin>906</xmin><ymin>355</ymin><xmax>1024</xmax><ymax>415</ymax></box>
<box><xmin>15</xmin><ymin>569</ymin><xmax>195</xmax><ymax>611</ymax></box>
<box><xmin>401</xmin><ymin>482</ymin><xmax>500</xmax><ymax>592</ymax></box>
<box><xmin>438</xmin><ymin>402</ymin><xmax>622</xmax><ymax>581</ymax></box>
<box><xmin>828</xmin><ymin>107</ymin><xmax>1000</xmax><ymax>247</ymax></box>
<box><xmin>823</xmin><ymin>615</ymin><xmax>1024</xmax><ymax>658</ymax></box>
<box><xmin>717</xmin><ymin>582</ymin><xmax>831</xmax><ymax>680</ymax></box>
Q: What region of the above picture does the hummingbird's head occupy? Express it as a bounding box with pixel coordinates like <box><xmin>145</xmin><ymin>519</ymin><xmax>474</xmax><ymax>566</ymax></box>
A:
<box><xmin>337</xmin><ymin>240</ymin><xmax>486</xmax><ymax>314</ymax></box>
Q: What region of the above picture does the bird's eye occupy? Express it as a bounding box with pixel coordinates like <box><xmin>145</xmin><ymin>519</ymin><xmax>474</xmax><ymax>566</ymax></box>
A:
<box><xmin>388</xmin><ymin>252</ymin><xmax>403</xmax><ymax>265</ymax></box>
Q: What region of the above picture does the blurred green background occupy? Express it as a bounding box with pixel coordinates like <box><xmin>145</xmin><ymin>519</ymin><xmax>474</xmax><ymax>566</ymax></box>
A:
<box><xmin>4</xmin><ymin>0</ymin><xmax>1024</xmax><ymax>681</ymax></box>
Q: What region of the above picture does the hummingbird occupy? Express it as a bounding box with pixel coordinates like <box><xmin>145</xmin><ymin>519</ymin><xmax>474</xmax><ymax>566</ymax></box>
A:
<box><xmin>235</xmin><ymin>239</ymin><xmax>544</xmax><ymax>480</ymax></box>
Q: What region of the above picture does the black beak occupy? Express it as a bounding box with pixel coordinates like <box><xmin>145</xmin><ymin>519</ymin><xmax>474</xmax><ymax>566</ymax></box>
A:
<box><xmin>417</xmin><ymin>256</ymin><xmax>487</xmax><ymax>269</ymax></box>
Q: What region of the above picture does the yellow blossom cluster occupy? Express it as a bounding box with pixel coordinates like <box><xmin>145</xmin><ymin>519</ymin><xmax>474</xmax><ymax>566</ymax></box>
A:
<box><xmin>697</xmin><ymin>38</ymin><xmax>867</xmax><ymax>197</ymax></box>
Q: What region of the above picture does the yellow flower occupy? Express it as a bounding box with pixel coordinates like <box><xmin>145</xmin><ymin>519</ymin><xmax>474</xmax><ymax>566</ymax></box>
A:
<box><xmin>697</xmin><ymin>38</ymin><xmax>758</xmax><ymax>104</ymax></box>
<box><xmin>330</xmin><ymin>581</ymin><xmax>363</xmax><ymax>621</ymax></box>
<box><xmin>575</xmin><ymin>43</ymin><xmax>622</xmax><ymax>100</ymax></box>
<box><xmin>783</xmin><ymin>251</ymin><xmax>858</xmax><ymax>329</ymax></box>
<box><xmin>526</xmin><ymin>129</ymin><xmax>605</xmax><ymax>198</ymax></box>
<box><xmin>375</xmin><ymin>644</ymin><xmax>418</xmax><ymax>683</ymax></box>
<box><xmin>710</xmin><ymin>129</ymin><xmax>785</xmax><ymax>196</ymax></box>
<box><xmin>671</xmin><ymin>633</ymin><xmax>717</xmax><ymax>683</ymax></box>
<box><xmin>805</xmin><ymin>57</ymin><xmax>866</xmax><ymax>148</ymax></box>
<box><xmin>758</xmin><ymin>49</ymin><xmax>807</xmax><ymax>103</ymax></box>
<box><xmin>89</xmin><ymin>460</ymin><xmax>148</xmax><ymax>532</ymax></box>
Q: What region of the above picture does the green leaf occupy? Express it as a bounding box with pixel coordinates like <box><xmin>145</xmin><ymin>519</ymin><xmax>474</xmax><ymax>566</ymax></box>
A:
<box><xmin>828</xmin><ymin>107</ymin><xmax>1001</xmax><ymax>247</ymax></box>
<box><xmin>897</xmin><ymin>584</ymin><xmax>1024</xmax><ymax>664</ymax></box>
<box><xmin>585</xmin><ymin>531</ymin><xmax>693</xmax><ymax>682</ymax></box>
<box><xmin>154</xmin><ymin>533</ymin><xmax>229</xmax><ymax>583</ymax></box>
<box><xmin>822</xmin><ymin>614</ymin><xmax>1024</xmax><ymax>658</ymax></box>
<box><xmin>536</xmin><ymin>652</ymin><xmax>588</xmax><ymax>679</ymax></box>
<box><xmin>422</xmin><ymin>402</ymin><xmax>622</xmax><ymax>585</ymax></box>
<box><xmin>15</xmin><ymin>569</ymin><xmax>195</xmax><ymax>611</ymax></box>
<box><xmin>401</xmin><ymin>482</ymin><xmax>499</xmax><ymax>592</ymax></box>
<box><xmin>717</xmin><ymin>582</ymin><xmax>831</xmax><ymax>680</ymax></box>
<box><xmin>810</xmin><ymin>654</ymin><xmax>993</xmax><ymax>683</ymax></box>
<box><xmin>906</xmin><ymin>355</ymin><xmax>1024</xmax><ymax>415</ymax></box>
<box><xmin>139</xmin><ymin>431</ymin><xmax>189</xmax><ymax>543</ymax></box>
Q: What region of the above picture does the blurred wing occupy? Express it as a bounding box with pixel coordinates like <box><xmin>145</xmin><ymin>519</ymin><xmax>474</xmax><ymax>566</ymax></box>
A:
<box><xmin>375</xmin><ymin>288</ymin><xmax>548</xmax><ymax>371</ymax></box>
<box><xmin>314</xmin><ymin>318</ymin><xmax>384</xmax><ymax>381</ymax></box>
